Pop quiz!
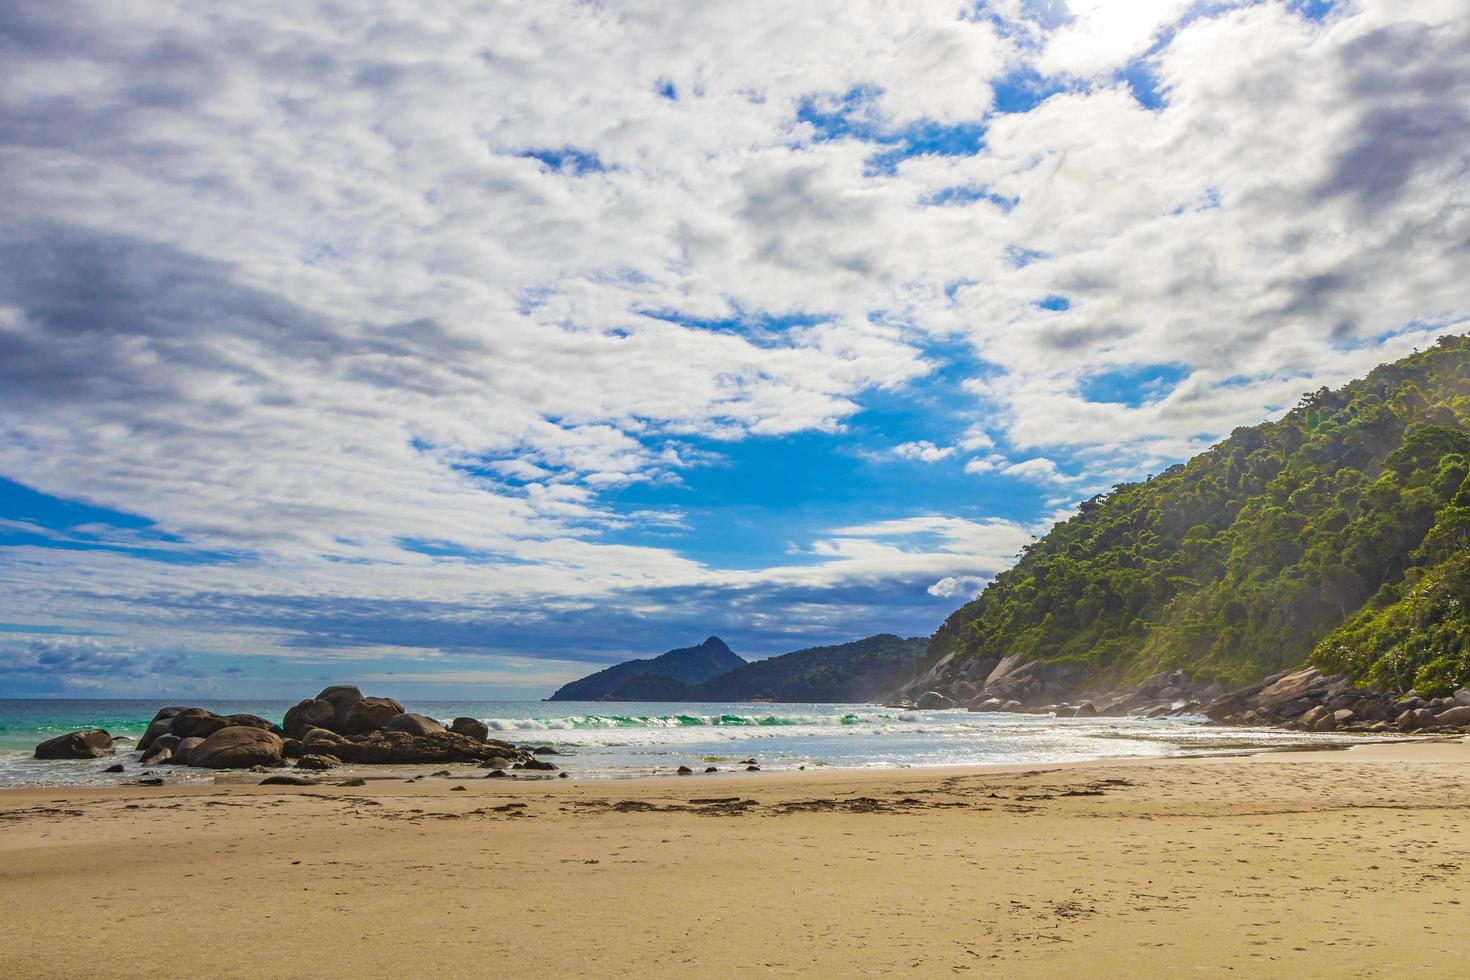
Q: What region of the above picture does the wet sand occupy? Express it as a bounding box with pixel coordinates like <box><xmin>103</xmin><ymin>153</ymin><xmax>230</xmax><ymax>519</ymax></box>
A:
<box><xmin>1</xmin><ymin>739</ymin><xmax>1467</xmax><ymax>978</ymax></box>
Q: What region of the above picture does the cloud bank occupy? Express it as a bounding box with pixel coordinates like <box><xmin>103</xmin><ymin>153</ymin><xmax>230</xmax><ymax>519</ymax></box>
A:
<box><xmin>0</xmin><ymin>0</ymin><xmax>1465</xmax><ymax>694</ymax></box>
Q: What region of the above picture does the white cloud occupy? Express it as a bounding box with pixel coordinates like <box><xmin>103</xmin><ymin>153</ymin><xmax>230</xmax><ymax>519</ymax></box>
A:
<box><xmin>0</xmin><ymin>0</ymin><xmax>1465</xmax><ymax>681</ymax></box>
<box><xmin>927</xmin><ymin>575</ymin><xmax>989</xmax><ymax>599</ymax></box>
<box><xmin>893</xmin><ymin>440</ymin><xmax>956</xmax><ymax>463</ymax></box>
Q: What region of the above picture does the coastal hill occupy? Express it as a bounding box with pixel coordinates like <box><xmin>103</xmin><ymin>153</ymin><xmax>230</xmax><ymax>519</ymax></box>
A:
<box><xmin>550</xmin><ymin>634</ymin><xmax>928</xmax><ymax>703</ymax></box>
<box><xmin>684</xmin><ymin>634</ymin><xmax>927</xmax><ymax>702</ymax></box>
<box><xmin>911</xmin><ymin>334</ymin><xmax>1470</xmax><ymax>701</ymax></box>
<box><xmin>546</xmin><ymin>636</ymin><xmax>746</xmax><ymax>701</ymax></box>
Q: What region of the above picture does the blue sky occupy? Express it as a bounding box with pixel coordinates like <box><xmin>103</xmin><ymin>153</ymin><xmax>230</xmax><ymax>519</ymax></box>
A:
<box><xmin>0</xmin><ymin>0</ymin><xmax>1466</xmax><ymax>697</ymax></box>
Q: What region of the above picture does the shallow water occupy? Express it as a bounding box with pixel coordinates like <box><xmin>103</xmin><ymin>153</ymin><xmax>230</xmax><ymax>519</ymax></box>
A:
<box><xmin>0</xmin><ymin>698</ymin><xmax>1367</xmax><ymax>786</ymax></box>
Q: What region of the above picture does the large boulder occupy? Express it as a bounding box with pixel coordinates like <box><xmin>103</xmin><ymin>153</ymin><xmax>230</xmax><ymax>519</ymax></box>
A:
<box><xmin>449</xmin><ymin>717</ymin><xmax>490</xmax><ymax>742</ymax></box>
<box><xmin>340</xmin><ymin>697</ymin><xmax>405</xmax><ymax>735</ymax></box>
<box><xmin>329</xmin><ymin>730</ymin><xmax>522</xmax><ymax>766</ymax></box>
<box><xmin>137</xmin><ymin>708</ymin><xmax>186</xmax><ymax>752</ymax></box>
<box><xmin>384</xmin><ymin>712</ymin><xmax>446</xmax><ymax>737</ymax></box>
<box><xmin>35</xmin><ymin>729</ymin><xmax>115</xmax><ymax>760</ymax></box>
<box><xmin>168</xmin><ymin>708</ymin><xmax>231</xmax><ymax>740</ymax></box>
<box><xmin>1253</xmin><ymin>669</ymin><xmax>1349</xmax><ymax>721</ymax></box>
<box><xmin>187</xmin><ymin>727</ymin><xmax>284</xmax><ymax>769</ymax></box>
<box><xmin>1434</xmin><ymin>705</ymin><xmax>1470</xmax><ymax>727</ymax></box>
<box><xmin>302</xmin><ymin>728</ymin><xmax>351</xmax><ymax>755</ymax></box>
<box><xmin>314</xmin><ymin>685</ymin><xmax>365</xmax><ymax>729</ymax></box>
<box><xmin>282</xmin><ymin>699</ymin><xmax>338</xmax><ymax>739</ymax></box>
<box><xmin>142</xmin><ymin>734</ymin><xmax>182</xmax><ymax>766</ymax></box>
<box><xmin>916</xmin><ymin>691</ymin><xmax>956</xmax><ymax>710</ymax></box>
<box><xmin>173</xmin><ymin>736</ymin><xmax>205</xmax><ymax>766</ymax></box>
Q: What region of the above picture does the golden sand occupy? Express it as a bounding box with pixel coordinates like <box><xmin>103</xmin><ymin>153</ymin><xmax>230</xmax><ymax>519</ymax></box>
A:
<box><xmin>2</xmin><ymin>739</ymin><xmax>1466</xmax><ymax>978</ymax></box>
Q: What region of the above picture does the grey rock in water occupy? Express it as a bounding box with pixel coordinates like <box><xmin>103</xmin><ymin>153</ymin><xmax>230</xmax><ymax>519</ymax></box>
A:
<box><xmin>34</xmin><ymin>729</ymin><xmax>115</xmax><ymax>760</ymax></box>
<box><xmin>173</xmin><ymin>736</ymin><xmax>205</xmax><ymax>766</ymax></box>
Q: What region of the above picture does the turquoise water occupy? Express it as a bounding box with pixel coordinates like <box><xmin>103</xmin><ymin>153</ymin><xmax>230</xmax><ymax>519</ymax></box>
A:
<box><xmin>0</xmin><ymin>698</ymin><xmax>1353</xmax><ymax>786</ymax></box>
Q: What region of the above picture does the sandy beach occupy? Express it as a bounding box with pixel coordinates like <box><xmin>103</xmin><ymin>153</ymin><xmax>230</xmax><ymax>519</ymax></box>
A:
<box><xmin>2</xmin><ymin>739</ymin><xmax>1467</xmax><ymax>978</ymax></box>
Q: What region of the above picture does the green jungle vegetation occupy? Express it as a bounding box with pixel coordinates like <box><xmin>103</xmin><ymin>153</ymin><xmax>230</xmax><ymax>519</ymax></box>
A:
<box><xmin>925</xmin><ymin>334</ymin><xmax>1470</xmax><ymax>696</ymax></box>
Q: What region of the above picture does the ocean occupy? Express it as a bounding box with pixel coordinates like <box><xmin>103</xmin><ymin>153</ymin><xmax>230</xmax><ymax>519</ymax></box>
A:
<box><xmin>0</xmin><ymin>698</ymin><xmax>1358</xmax><ymax>787</ymax></box>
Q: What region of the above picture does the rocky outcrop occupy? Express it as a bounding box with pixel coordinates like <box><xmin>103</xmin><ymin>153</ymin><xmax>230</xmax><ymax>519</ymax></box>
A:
<box><xmin>59</xmin><ymin>686</ymin><xmax>550</xmax><ymax>776</ymax></box>
<box><xmin>187</xmin><ymin>727</ymin><xmax>284</xmax><ymax>769</ymax></box>
<box><xmin>35</xmin><ymin>729</ymin><xmax>115</xmax><ymax>760</ymax></box>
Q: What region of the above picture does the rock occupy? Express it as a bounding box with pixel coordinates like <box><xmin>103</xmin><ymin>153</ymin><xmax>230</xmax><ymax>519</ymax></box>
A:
<box><xmin>329</xmin><ymin>730</ymin><xmax>522</xmax><ymax>766</ymax></box>
<box><xmin>1434</xmin><ymin>705</ymin><xmax>1470</xmax><ymax>727</ymax></box>
<box><xmin>449</xmin><ymin>717</ymin><xmax>490</xmax><ymax>742</ymax></box>
<box><xmin>281</xmin><ymin>738</ymin><xmax>304</xmax><ymax>760</ymax></box>
<box><xmin>174</xmin><ymin>736</ymin><xmax>204</xmax><ymax>766</ymax></box>
<box><xmin>532</xmin><ymin>746</ymin><xmax>560</xmax><ymax>755</ymax></box>
<box><xmin>135</xmin><ymin>777</ymin><xmax>164</xmax><ymax>786</ymax></box>
<box><xmin>1312</xmin><ymin>713</ymin><xmax>1338</xmax><ymax>732</ymax></box>
<box><xmin>916</xmin><ymin>691</ymin><xmax>957</xmax><ymax>709</ymax></box>
<box><xmin>1452</xmin><ymin>689</ymin><xmax>1470</xmax><ymax>707</ymax></box>
<box><xmin>302</xmin><ymin>728</ymin><xmax>350</xmax><ymax>754</ymax></box>
<box><xmin>34</xmin><ymin>729</ymin><xmax>115</xmax><ymax>760</ymax></box>
<box><xmin>168</xmin><ymin>709</ymin><xmax>231</xmax><ymax>740</ymax></box>
<box><xmin>258</xmin><ymin>775</ymin><xmax>317</xmax><ymax>786</ymax></box>
<box><xmin>521</xmin><ymin>758</ymin><xmax>557</xmax><ymax>771</ymax></box>
<box><xmin>339</xmin><ymin>778</ymin><xmax>368</xmax><ymax>787</ymax></box>
<box><xmin>140</xmin><ymin>746</ymin><xmax>174</xmax><ymax>767</ymax></box>
<box><xmin>340</xmin><ymin>697</ymin><xmax>406</xmax><ymax>735</ymax></box>
<box><xmin>282</xmin><ymin>699</ymin><xmax>337</xmax><ymax>739</ymax></box>
<box><xmin>968</xmin><ymin>697</ymin><xmax>1005</xmax><ymax>712</ymax></box>
<box><xmin>104</xmin><ymin>763</ymin><xmax>125</xmax><ymax>773</ymax></box>
<box><xmin>188</xmin><ymin>727</ymin><xmax>284</xmax><ymax>769</ymax></box>
<box><xmin>220</xmin><ymin>714</ymin><xmax>276</xmax><ymax>733</ymax></box>
<box><xmin>746</xmin><ymin>765</ymin><xmax>761</xmax><ymax>771</ymax></box>
<box><xmin>451</xmin><ymin>785</ymin><xmax>466</xmax><ymax>791</ymax></box>
<box><xmin>1072</xmin><ymin>701</ymin><xmax>1098</xmax><ymax>718</ymax></box>
<box><xmin>484</xmin><ymin>769</ymin><xmax>508</xmax><ymax>778</ymax></box>
<box><xmin>314</xmin><ymin>685</ymin><xmax>365</xmax><ymax>729</ymax></box>
<box><xmin>137</xmin><ymin>710</ymin><xmax>184</xmax><ymax>752</ymax></box>
<box><xmin>1298</xmin><ymin>705</ymin><xmax>1332</xmax><ymax>728</ymax></box>
<box><xmin>294</xmin><ymin>754</ymin><xmax>340</xmax><ymax>771</ymax></box>
<box><xmin>705</xmin><ymin>766</ymin><xmax>718</xmax><ymax>773</ymax></box>
<box><xmin>1397</xmin><ymin>708</ymin><xmax>1436</xmax><ymax>732</ymax></box>
<box><xmin>384</xmin><ymin>712</ymin><xmax>446</xmax><ymax>737</ymax></box>
<box><xmin>483</xmin><ymin>756</ymin><xmax>514</xmax><ymax>769</ymax></box>
<box><xmin>677</xmin><ymin>765</ymin><xmax>693</xmax><ymax>774</ymax></box>
<box><xmin>143</xmin><ymin>733</ymin><xmax>182</xmax><ymax>765</ymax></box>
<box><xmin>1002</xmin><ymin>700</ymin><xmax>1022</xmax><ymax>711</ymax></box>
<box><xmin>1332</xmin><ymin>709</ymin><xmax>1356</xmax><ymax>725</ymax></box>
<box><xmin>739</xmin><ymin>759</ymin><xmax>757</xmax><ymax>765</ymax></box>
<box><xmin>1144</xmin><ymin>704</ymin><xmax>1171</xmax><ymax>718</ymax></box>
<box><xmin>559</xmin><ymin>772</ymin><xmax>569</xmax><ymax>778</ymax></box>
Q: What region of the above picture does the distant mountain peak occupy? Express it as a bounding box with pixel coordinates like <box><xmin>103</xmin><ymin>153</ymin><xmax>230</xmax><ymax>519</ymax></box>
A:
<box><xmin>546</xmin><ymin>636</ymin><xmax>746</xmax><ymax>701</ymax></box>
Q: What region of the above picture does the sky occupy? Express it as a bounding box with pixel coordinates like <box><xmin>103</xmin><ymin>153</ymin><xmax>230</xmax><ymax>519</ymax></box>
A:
<box><xmin>0</xmin><ymin>0</ymin><xmax>1467</xmax><ymax>698</ymax></box>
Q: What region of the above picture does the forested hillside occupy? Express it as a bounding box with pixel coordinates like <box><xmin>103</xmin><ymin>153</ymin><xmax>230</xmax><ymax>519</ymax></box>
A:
<box><xmin>924</xmin><ymin>335</ymin><xmax>1470</xmax><ymax>695</ymax></box>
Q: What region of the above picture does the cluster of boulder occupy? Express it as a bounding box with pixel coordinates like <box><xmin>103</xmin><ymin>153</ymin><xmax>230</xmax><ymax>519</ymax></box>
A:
<box><xmin>890</xmin><ymin>652</ymin><xmax>1470</xmax><ymax>736</ymax></box>
<box><xmin>892</xmin><ymin>653</ymin><xmax>1223</xmax><ymax>719</ymax></box>
<box><xmin>35</xmin><ymin>685</ymin><xmax>549</xmax><ymax>772</ymax></box>
<box><xmin>1200</xmin><ymin>668</ymin><xmax>1470</xmax><ymax>734</ymax></box>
